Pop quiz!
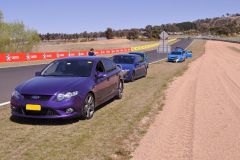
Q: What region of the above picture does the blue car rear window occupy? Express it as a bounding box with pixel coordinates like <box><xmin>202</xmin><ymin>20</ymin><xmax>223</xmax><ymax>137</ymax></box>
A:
<box><xmin>129</xmin><ymin>53</ymin><xmax>144</xmax><ymax>58</ymax></box>
<box><xmin>113</xmin><ymin>56</ymin><xmax>135</xmax><ymax>64</ymax></box>
<box><xmin>171</xmin><ymin>52</ymin><xmax>182</xmax><ymax>55</ymax></box>
<box><xmin>41</xmin><ymin>59</ymin><xmax>93</xmax><ymax>77</ymax></box>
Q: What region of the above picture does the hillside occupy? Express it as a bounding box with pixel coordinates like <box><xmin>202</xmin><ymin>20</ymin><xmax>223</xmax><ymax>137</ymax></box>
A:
<box><xmin>39</xmin><ymin>13</ymin><xmax>240</xmax><ymax>42</ymax></box>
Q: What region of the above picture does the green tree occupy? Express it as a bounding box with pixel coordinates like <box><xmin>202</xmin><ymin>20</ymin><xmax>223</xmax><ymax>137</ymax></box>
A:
<box><xmin>176</xmin><ymin>22</ymin><xmax>196</xmax><ymax>31</ymax></box>
<box><xmin>127</xmin><ymin>29</ymin><xmax>139</xmax><ymax>40</ymax></box>
<box><xmin>0</xmin><ymin>10</ymin><xmax>3</xmax><ymax>22</ymax></box>
<box><xmin>144</xmin><ymin>25</ymin><xmax>153</xmax><ymax>38</ymax></box>
<box><xmin>0</xmin><ymin>10</ymin><xmax>40</xmax><ymax>52</ymax></box>
<box><xmin>105</xmin><ymin>28</ymin><xmax>114</xmax><ymax>39</ymax></box>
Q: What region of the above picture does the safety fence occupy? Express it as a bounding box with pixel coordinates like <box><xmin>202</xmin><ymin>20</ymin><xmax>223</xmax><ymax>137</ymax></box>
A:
<box><xmin>0</xmin><ymin>39</ymin><xmax>177</xmax><ymax>63</ymax></box>
<box><xmin>195</xmin><ymin>36</ymin><xmax>240</xmax><ymax>44</ymax></box>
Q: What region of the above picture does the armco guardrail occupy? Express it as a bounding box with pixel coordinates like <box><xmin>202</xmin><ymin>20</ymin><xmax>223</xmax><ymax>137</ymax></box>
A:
<box><xmin>195</xmin><ymin>36</ymin><xmax>240</xmax><ymax>44</ymax></box>
<box><xmin>131</xmin><ymin>38</ymin><xmax>177</xmax><ymax>51</ymax></box>
<box><xmin>0</xmin><ymin>39</ymin><xmax>177</xmax><ymax>63</ymax></box>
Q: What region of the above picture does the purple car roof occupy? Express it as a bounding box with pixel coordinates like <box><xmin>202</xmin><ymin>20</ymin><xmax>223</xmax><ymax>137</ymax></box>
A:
<box><xmin>56</xmin><ymin>56</ymin><xmax>105</xmax><ymax>62</ymax></box>
<box><xmin>113</xmin><ymin>54</ymin><xmax>141</xmax><ymax>58</ymax></box>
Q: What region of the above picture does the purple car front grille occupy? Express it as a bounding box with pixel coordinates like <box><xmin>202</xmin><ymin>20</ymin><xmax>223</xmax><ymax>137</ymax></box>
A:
<box><xmin>22</xmin><ymin>94</ymin><xmax>52</xmax><ymax>101</ymax></box>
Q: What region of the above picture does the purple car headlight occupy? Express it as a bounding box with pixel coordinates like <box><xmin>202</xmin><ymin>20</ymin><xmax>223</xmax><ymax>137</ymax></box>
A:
<box><xmin>11</xmin><ymin>90</ymin><xmax>22</xmax><ymax>99</ymax></box>
<box><xmin>56</xmin><ymin>91</ymin><xmax>79</xmax><ymax>101</ymax></box>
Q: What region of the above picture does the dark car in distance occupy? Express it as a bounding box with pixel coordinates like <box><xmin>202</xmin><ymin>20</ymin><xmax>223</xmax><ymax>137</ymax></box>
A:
<box><xmin>10</xmin><ymin>57</ymin><xmax>124</xmax><ymax>120</ymax></box>
<box><xmin>112</xmin><ymin>54</ymin><xmax>147</xmax><ymax>82</ymax></box>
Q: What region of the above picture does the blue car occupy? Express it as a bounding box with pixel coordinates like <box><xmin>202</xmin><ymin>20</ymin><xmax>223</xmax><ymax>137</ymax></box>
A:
<box><xmin>129</xmin><ymin>52</ymin><xmax>149</xmax><ymax>68</ymax></box>
<box><xmin>10</xmin><ymin>57</ymin><xmax>124</xmax><ymax>120</ymax></box>
<box><xmin>184</xmin><ymin>50</ymin><xmax>193</xmax><ymax>58</ymax></box>
<box><xmin>167</xmin><ymin>49</ymin><xmax>186</xmax><ymax>63</ymax></box>
<box><xmin>112</xmin><ymin>54</ymin><xmax>147</xmax><ymax>82</ymax></box>
<box><xmin>175</xmin><ymin>47</ymin><xmax>193</xmax><ymax>58</ymax></box>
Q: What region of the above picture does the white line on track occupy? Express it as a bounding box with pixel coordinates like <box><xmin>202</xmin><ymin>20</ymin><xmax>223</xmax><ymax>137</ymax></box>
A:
<box><xmin>149</xmin><ymin>58</ymin><xmax>167</xmax><ymax>65</ymax></box>
<box><xmin>0</xmin><ymin>101</ymin><xmax>10</xmax><ymax>107</ymax></box>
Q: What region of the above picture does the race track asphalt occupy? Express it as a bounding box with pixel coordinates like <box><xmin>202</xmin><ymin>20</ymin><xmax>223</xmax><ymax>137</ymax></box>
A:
<box><xmin>0</xmin><ymin>39</ymin><xmax>192</xmax><ymax>104</ymax></box>
<box><xmin>145</xmin><ymin>38</ymin><xmax>193</xmax><ymax>63</ymax></box>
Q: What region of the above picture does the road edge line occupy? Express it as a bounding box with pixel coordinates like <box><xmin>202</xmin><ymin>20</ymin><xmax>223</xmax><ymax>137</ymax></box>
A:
<box><xmin>149</xmin><ymin>58</ymin><xmax>167</xmax><ymax>65</ymax></box>
<box><xmin>0</xmin><ymin>101</ymin><xmax>10</xmax><ymax>107</ymax></box>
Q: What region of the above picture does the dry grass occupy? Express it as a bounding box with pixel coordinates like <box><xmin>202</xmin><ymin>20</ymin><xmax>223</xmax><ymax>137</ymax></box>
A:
<box><xmin>0</xmin><ymin>40</ymin><xmax>205</xmax><ymax>160</ymax></box>
<box><xmin>33</xmin><ymin>39</ymin><xmax>157</xmax><ymax>52</ymax></box>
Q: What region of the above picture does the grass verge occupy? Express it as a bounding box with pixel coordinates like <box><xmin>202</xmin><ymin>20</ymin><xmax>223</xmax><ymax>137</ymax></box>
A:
<box><xmin>0</xmin><ymin>40</ymin><xmax>205</xmax><ymax>160</ymax></box>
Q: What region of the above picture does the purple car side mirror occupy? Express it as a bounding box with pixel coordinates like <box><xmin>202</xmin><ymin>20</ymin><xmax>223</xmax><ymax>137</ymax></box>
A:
<box><xmin>96</xmin><ymin>72</ymin><xmax>106</xmax><ymax>79</ymax></box>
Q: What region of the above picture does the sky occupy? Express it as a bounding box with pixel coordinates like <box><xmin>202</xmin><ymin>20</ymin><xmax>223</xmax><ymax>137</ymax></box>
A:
<box><xmin>0</xmin><ymin>0</ymin><xmax>239</xmax><ymax>33</ymax></box>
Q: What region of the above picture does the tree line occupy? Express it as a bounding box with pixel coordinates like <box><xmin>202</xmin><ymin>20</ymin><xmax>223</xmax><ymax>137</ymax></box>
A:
<box><xmin>39</xmin><ymin>13</ymin><xmax>240</xmax><ymax>41</ymax></box>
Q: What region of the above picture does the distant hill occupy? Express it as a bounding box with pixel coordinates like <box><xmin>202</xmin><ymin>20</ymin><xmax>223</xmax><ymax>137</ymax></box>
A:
<box><xmin>39</xmin><ymin>13</ymin><xmax>240</xmax><ymax>41</ymax></box>
<box><xmin>194</xmin><ymin>14</ymin><xmax>240</xmax><ymax>35</ymax></box>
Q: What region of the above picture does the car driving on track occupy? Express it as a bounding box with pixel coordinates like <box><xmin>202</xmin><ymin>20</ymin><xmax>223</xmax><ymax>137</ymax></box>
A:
<box><xmin>184</xmin><ymin>50</ymin><xmax>193</xmax><ymax>58</ymax></box>
<box><xmin>10</xmin><ymin>57</ymin><xmax>124</xmax><ymax>120</ymax></box>
<box><xmin>167</xmin><ymin>48</ymin><xmax>186</xmax><ymax>63</ymax></box>
<box><xmin>113</xmin><ymin>54</ymin><xmax>147</xmax><ymax>82</ymax></box>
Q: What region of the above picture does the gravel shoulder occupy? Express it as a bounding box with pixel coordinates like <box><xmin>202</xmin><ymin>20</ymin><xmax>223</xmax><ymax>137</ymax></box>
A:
<box><xmin>132</xmin><ymin>41</ymin><xmax>240</xmax><ymax>160</ymax></box>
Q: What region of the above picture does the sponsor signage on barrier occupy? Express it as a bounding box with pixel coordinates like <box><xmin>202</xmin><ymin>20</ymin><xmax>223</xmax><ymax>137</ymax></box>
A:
<box><xmin>95</xmin><ymin>50</ymin><xmax>101</xmax><ymax>55</ymax></box>
<box><xmin>131</xmin><ymin>39</ymin><xmax>177</xmax><ymax>51</ymax></box>
<box><xmin>8</xmin><ymin>53</ymin><xmax>27</xmax><ymax>62</ymax></box>
<box><xmin>58</xmin><ymin>52</ymin><xmax>69</xmax><ymax>58</ymax></box>
<box><xmin>105</xmin><ymin>50</ymin><xmax>111</xmax><ymax>54</ymax></box>
<box><xmin>28</xmin><ymin>52</ymin><xmax>44</xmax><ymax>61</ymax></box>
<box><xmin>0</xmin><ymin>53</ymin><xmax>7</xmax><ymax>62</ymax></box>
<box><xmin>44</xmin><ymin>52</ymin><xmax>58</xmax><ymax>60</ymax></box>
<box><xmin>69</xmin><ymin>51</ymin><xmax>79</xmax><ymax>57</ymax></box>
<box><xmin>0</xmin><ymin>45</ymin><xmax>159</xmax><ymax>63</ymax></box>
<box><xmin>101</xmin><ymin>50</ymin><xmax>106</xmax><ymax>54</ymax></box>
<box><xmin>79</xmin><ymin>51</ymin><xmax>87</xmax><ymax>56</ymax></box>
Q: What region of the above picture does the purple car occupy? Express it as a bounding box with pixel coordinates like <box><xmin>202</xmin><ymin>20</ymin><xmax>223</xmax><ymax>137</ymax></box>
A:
<box><xmin>10</xmin><ymin>57</ymin><xmax>124</xmax><ymax>120</ymax></box>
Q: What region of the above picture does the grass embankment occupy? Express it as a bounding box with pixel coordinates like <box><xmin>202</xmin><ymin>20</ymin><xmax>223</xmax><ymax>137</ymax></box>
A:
<box><xmin>0</xmin><ymin>40</ymin><xmax>205</xmax><ymax>160</ymax></box>
<box><xmin>33</xmin><ymin>39</ymin><xmax>157</xmax><ymax>52</ymax></box>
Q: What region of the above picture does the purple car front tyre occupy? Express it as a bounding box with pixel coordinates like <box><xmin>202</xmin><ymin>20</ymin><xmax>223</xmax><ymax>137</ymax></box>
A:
<box><xmin>81</xmin><ymin>93</ymin><xmax>95</xmax><ymax>120</ymax></box>
<box><xmin>116</xmin><ymin>81</ymin><xmax>124</xmax><ymax>99</ymax></box>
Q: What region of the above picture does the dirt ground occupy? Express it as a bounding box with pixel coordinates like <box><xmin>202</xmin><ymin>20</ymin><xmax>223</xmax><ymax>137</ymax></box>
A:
<box><xmin>132</xmin><ymin>41</ymin><xmax>240</xmax><ymax>160</ymax></box>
